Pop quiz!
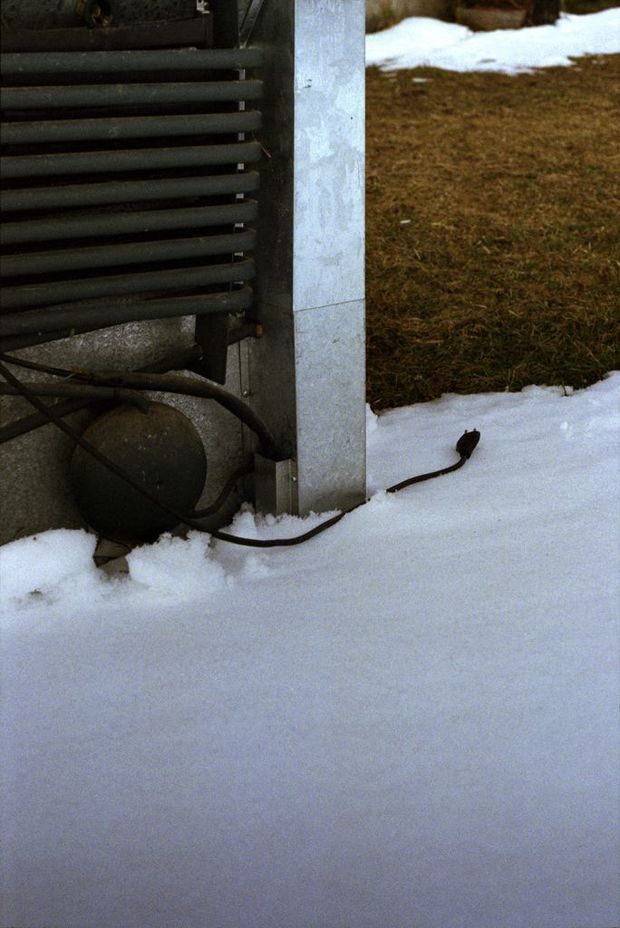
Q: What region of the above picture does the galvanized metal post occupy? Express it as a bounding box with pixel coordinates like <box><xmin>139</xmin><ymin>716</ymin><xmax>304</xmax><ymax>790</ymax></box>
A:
<box><xmin>248</xmin><ymin>0</ymin><xmax>366</xmax><ymax>515</ymax></box>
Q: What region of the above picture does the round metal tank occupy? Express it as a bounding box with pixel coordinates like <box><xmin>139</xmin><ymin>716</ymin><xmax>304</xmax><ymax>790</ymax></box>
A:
<box><xmin>69</xmin><ymin>402</ymin><xmax>207</xmax><ymax>543</ymax></box>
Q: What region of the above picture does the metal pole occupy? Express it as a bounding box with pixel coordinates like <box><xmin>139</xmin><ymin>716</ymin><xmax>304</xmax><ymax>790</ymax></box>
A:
<box><xmin>248</xmin><ymin>0</ymin><xmax>366</xmax><ymax>515</ymax></box>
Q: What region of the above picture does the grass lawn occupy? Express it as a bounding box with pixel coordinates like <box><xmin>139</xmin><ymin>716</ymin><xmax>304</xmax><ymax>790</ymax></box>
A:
<box><xmin>365</xmin><ymin>53</ymin><xmax>620</xmax><ymax>408</ymax></box>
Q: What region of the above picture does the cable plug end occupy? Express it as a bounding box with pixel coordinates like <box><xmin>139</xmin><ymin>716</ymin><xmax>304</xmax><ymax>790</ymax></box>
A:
<box><xmin>456</xmin><ymin>429</ymin><xmax>480</xmax><ymax>460</ymax></box>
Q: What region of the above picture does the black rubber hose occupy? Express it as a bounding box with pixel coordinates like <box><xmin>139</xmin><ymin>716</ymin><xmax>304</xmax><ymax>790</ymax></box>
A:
<box><xmin>0</xmin><ymin>346</ymin><xmax>201</xmax><ymax>444</ymax></box>
<box><xmin>80</xmin><ymin>372</ymin><xmax>277</xmax><ymax>458</ymax></box>
<box><xmin>0</xmin><ymin>348</ymin><xmax>279</xmax><ymax>458</ymax></box>
<box><xmin>0</xmin><ymin>381</ymin><xmax>150</xmax><ymax>411</ymax></box>
<box><xmin>0</xmin><ymin>361</ymin><xmax>481</xmax><ymax>550</ymax></box>
<box><xmin>0</xmin><ymin>359</ymin><xmax>295</xmax><ymax>546</ymax></box>
<box><xmin>189</xmin><ymin>464</ymin><xmax>254</xmax><ymax>518</ymax></box>
<box><xmin>385</xmin><ymin>431</ymin><xmax>480</xmax><ymax>491</ymax></box>
<box><xmin>74</xmin><ymin>371</ymin><xmax>280</xmax><ymax>460</ymax></box>
<box><xmin>0</xmin><ymin>396</ymin><xmax>94</xmax><ymax>444</ymax></box>
<box><xmin>0</xmin><ymin>356</ymin><xmax>249</xmax><ymax>519</ymax></box>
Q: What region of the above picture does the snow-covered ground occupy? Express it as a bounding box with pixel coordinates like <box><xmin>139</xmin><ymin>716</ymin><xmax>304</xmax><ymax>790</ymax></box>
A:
<box><xmin>2</xmin><ymin>373</ymin><xmax>619</xmax><ymax>928</ymax></box>
<box><xmin>2</xmin><ymin>13</ymin><xmax>620</xmax><ymax>924</ymax></box>
<box><xmin>366</xmin><ymin>8</ymin><xmax>620</xmax><ymax>73</ymax></box>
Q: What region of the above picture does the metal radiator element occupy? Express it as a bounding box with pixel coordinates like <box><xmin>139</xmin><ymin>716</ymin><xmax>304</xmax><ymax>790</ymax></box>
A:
<box><xmin>0</xmin><ymin>0</ymin><xmax>367</xmax><ymax>546</ymax></box>
<box><xmin>0</xmin><ymin>43</ymin><xmax>263</xmax><ymax>367</ymax></box>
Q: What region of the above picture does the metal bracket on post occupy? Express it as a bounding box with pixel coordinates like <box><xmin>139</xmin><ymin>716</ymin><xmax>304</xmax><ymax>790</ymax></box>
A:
<box><xmin>254</xmin><ymin>453</ymin><xmax>298</xmax><ymax>516</ymax></box>
<box><xmin>208</xmin><ymin>0</ymin><xmax>240</xmax><ymax>46</ymax></box>
<box><xmin>192</xmin><ymin>316</ymin><xmax>262</xmax><ymax>383</ymax></box>
<box><xmin>193</xmin><ymin>314</ymin><xmax>230</xmax><ymax>384</ymax></box>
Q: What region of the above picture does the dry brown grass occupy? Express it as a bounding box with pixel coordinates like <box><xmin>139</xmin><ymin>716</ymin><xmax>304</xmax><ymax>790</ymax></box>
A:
<box><xmin>366</xmin><ymin>54</ymin><xmax>620</xmax><ymax>407</ymax></box>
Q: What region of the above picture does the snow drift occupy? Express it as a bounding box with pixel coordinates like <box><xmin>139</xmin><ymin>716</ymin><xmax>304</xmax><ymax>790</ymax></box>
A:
<box><xmin>2</xmin><ymin>374</ymin><xmax>619</xmax><ymax>928</ymax></box>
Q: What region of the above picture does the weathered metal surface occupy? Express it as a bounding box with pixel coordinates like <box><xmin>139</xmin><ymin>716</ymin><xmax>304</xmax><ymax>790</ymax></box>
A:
<box><xmin>3</xmin><ymin>260</ymin><xmax>255</xmax><ymax>311</ymax></box>
<box><xmin>1</xmin><ymin>141</ymin><xmax>261</xmax><ymax>179</ymax></box>
<box><xmin>1</xmin><ymin>44</ymin><xmax>260</xmax><ymax>355</ymax></box>
<box><xmin>1</xmin><ymin>0</ymin><xmax>368</xmax><ymax>542</ymax></box>
<box><xmin>240</xmin><ymin>0</ymin><xmax>268</xmax><ymax>46</ymax></box>
<box><xmin>2</xmin><ymin>79</ymin><xmax>263</xmax><ymax>109</ymax></box>
<box><xmin>0</xmin><ymin>8</ymin><xmax>261</xmax><ymax>544</ymax></box>
<box><xmin>1</xmin><ymin>171</ymin><xmax>260</xmax><ymax>212</ymax></box>
<box><xmin>1</xmin><ymin>231</ymin><xmax>257</xmax><ymax>277</ymax></box>
<box><xmin>292</xmin><ymin>2</ymin><xmax>365</xmax><ymax>314</ymax></box>
<box><xmin>2</xmin><ymin>111</ymin><xmax>262</xmax><ymax>145</ymax></box>
<box><xmin>68</xmin><ymin>402</ymin><xmax>207</xmax><ymax>542</ymax></box>
<box><xmin>293</xmin><ymin>300</ymin><xmax>366</xmax><ymax>515</ymax></box>
<box><xmin>247</xmin><ymin>0</ymin><xmax>366</xmax><ymax>515</ymax></box>
<box><xmin>1</xmin><ymin>288</ymin><xmax>254</xmax><ymax>342</ymax></box>
<box><xmin>254</xmin><ymin>453</ymin><xmax>298</xmax><ymax>516</ymax></box>
<box><xmin>0</xmin><ymin>325</ymin><xmax>252</xmax><ymax>544</ymax></box>
<box><xmin>1</xmin><ymin>47</ymin><xmax>263</xmax><ymax>74</ymax></box>
<box><xmin>1</xmin><ymin>201</ymin><xmax>258</xmax><ymax>245</ymax></box>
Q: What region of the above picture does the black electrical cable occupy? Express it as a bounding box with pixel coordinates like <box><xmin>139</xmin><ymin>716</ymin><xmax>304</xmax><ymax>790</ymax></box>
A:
<box><xmin>0</xmin><ymin>361</ymin><xmax>481</xmax><ymax>550</ymax></box>
<box><xmin>72</xmin><ymin>372</ymin><xmax>280</xmax><ymax>460</ymax></box>
<box><xmin>0</xmin><ymin>359</ymin><xmax>333</xmax><ymax>547</ymax></box>
<box><xmin>0</xmin><ymin>397</ymin><xmax>98</xmax><ymax>444</ymax></box>
<box><xmin>0</xmin><ymin>346</ymin><xmax>203</xmax><ymax>444</ymax></box>
<box><xmin>0</xmin><ymin>346</ymin><xmax>202</xmax><ymax>379</ymax></box>
<box><xmin>0</xmin><ymin>354</ymin><xmax>279</xmax><ymax>459</ymax></box>
<box><xmin>0</xmin><ymin>344</ymin><xmax>267</xmax><ymax>521</ymax></box>
<box><xmin>189</xmin><ymin>464</ymin><xmax>254</xmax><ymax>518</ymax></box>
<box><xmin>0</xmin><ymin>381</ymin><xmax>151</xmax><ymax>411</ymax></box>
<box><xmin>0</xmin><ymin>355</ymin><xmax>72</xmax><ymax>377</ymax></box>
<box><xmin>385</xmin><ymin>430</ymin><xmax>480</xmax><ymax>492</ymax></box>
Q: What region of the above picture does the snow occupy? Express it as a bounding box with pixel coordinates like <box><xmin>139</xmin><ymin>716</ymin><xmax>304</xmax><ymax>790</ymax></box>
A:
<box><xmin>366</xmin><ymin>9</ymin><xmax>620</xmax><ymax>74</ymax></box>
<box><xmin>2</xmin><ymin>372</ymin><xmax>619</xmax><ymax>928</ymax></box>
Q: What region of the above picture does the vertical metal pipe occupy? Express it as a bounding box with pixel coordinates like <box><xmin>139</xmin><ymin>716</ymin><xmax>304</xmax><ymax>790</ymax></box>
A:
<box><xmin>248</xmin><ymin>0</ymin><xmax>366</xmax><ymax>515</ymax></box>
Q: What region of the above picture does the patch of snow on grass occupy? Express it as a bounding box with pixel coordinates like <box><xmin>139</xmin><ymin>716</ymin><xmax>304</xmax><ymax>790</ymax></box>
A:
<box><xmin>366</xmin><ymin>9</ymin><xmax>620</xmax><ymax>74</ymax></box>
